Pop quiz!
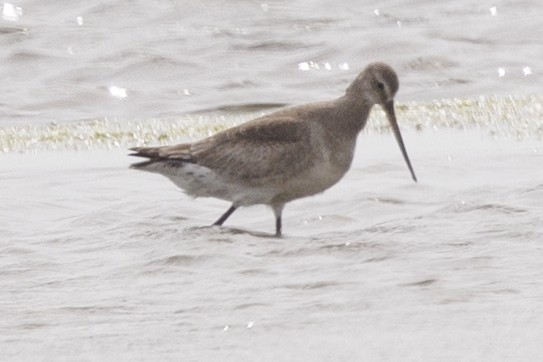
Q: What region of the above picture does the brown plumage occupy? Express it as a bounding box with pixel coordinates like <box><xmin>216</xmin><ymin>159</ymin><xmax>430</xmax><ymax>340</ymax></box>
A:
<box><xmin>130</xmin><ymin>62</ymin><xmax>416</xmax><ymax>236</ymax></box>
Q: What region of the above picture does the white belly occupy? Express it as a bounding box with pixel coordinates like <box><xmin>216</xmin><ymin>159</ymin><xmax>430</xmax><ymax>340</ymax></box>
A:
<box><xmin>165</xmin><ymin>163</ymin><xmax>278</xmax><ymax>206</ymax></box>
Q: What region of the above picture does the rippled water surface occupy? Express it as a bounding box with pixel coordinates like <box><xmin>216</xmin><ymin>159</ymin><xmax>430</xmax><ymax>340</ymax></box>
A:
<box><xmin>1</xmin><ymin>0</ymin><xmax>543</xmax><ymax>360</ymax></box>
<box><xmin>3</xmin><ymin>133</ymin><xmax>543</xmax><ymax>361</ymax></box>
<box><xmin>1</xmin><ymin>0</ymin><xmax>541</xmax><ymax>126</ymax></box>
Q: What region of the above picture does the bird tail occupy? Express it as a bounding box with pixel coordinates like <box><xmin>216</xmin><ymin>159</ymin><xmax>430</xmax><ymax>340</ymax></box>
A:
<box><xmin>129</xmin><ymin>147</ymin><xmax>164</xmax><ymax>169</ymax></box>
<box><xmin>128</xmin><ymin>145</ymin><xmax>195</xmax><ymax>170</ymax></box>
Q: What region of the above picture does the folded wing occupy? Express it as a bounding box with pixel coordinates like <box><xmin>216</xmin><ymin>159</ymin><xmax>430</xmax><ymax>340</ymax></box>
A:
<box><xmin>130</xmin><ymin>116</ymin><xmax>315</xmax><ymax>182</ymax></box>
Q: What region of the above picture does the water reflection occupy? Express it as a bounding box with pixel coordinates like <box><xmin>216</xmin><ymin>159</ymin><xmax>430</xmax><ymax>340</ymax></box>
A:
<box><xmin>2</xmin><ymin>2</ymin><xmax>23</xmax><ymax>22</ymax></box>
<box><xmin>297</xmin><ymin>61</ymin><xmax>349</xmax><ymax>71</ymax></box>
<box><xmin>108</xmin><ymin>86</ymin><xmax>128</xmax><ymax>99</ymax></box>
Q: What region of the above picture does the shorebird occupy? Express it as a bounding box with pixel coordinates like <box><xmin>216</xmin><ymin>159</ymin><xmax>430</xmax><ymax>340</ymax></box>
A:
<box><xmin>130</xmin><ymin>62</ymin><xmax>417</xmax><ymax>236</ymax></box>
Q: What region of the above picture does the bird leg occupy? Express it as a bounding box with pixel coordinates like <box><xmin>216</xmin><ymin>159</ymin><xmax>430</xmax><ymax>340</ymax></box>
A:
<box><xmin>272</xmin><ymin>203</ymin><xmax>285</xmax><ymax>237</ymax></box>
<box><xmin>275</xmin><ymin>216</ymin><xmax>282</xmax><ymax>237</ymax></box>
<box><xmin>213</xmin><ymin>205</ymin><xmax>237</xmax><ymax>226</ymax></box>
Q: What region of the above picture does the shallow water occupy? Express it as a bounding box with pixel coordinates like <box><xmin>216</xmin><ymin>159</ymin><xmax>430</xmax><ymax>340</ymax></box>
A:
<box><xmin>2</xmin><ymin>0</ymin><xmax>543</xmax><ymax>360</ymax></box>
<box><xmin>3</xmin><ymin>132</ymin><xmax>543</xmax><ymax>360</ymax></box>
<box><xmin>1</xmin><ymin>0</ymin><xmax>541</xmax><ymax>126</ymax></box>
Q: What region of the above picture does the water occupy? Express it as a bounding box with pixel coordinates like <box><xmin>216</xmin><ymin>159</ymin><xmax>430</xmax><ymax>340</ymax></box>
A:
<box><xmin>1</xmin><ymin>0</ymin><xmax>543</xmax><ymax>360</ymax></box>
<box><xmin>1</xmin><ymin>0</ymin><xmax>541</xmax><ymax>126</ymax></box>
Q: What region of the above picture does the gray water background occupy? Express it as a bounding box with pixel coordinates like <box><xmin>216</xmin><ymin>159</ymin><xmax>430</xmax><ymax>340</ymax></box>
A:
<box><xmin>1</xmin><ymin>1</ymin><xmax>543</xmax><ymax>361</ymax></box>
<box><xmin>1</xmin><ymin>0</ymin><xmax>541</xmax><ymax>126</ymax></box>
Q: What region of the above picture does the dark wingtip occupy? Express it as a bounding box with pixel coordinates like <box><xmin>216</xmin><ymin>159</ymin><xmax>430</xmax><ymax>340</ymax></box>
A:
<box><xmin>128</xmin><ymin>146</ymin><xmax>143</xmax><ymax>156</ymax></box>
<box><xmin>128</xmin><ymin>145</ymin><xmax>196</xmax><ymax>170</ymax></box>
<box><xmin>128</xmin><ymin>146</ymin><xmax>158</xmax><ymax>158</ymax></box>
<box><xmin>128</xmin><ymin>146</ymin><xmax>156</xmax><ymax>168</ymax></box>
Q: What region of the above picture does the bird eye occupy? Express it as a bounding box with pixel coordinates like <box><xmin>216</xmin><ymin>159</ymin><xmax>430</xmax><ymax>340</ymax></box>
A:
<box><xmin>376</xmin><ymin>82</ymin><xmax>385</xmax><ymax>90</ymax></box>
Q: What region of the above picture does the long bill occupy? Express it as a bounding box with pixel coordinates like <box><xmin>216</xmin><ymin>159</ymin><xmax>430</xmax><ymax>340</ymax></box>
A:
<box><xmin>382</xmin><ymin>100</ymin><xmax>417</xmax><ymax>182</ymax></box>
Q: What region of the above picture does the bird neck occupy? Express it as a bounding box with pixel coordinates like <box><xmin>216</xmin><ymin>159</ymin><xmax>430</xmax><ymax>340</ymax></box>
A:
<box><xmin>329</xmin><ymin>95</ymin><xmax>373</xmax><ymax>135</ymax></box>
